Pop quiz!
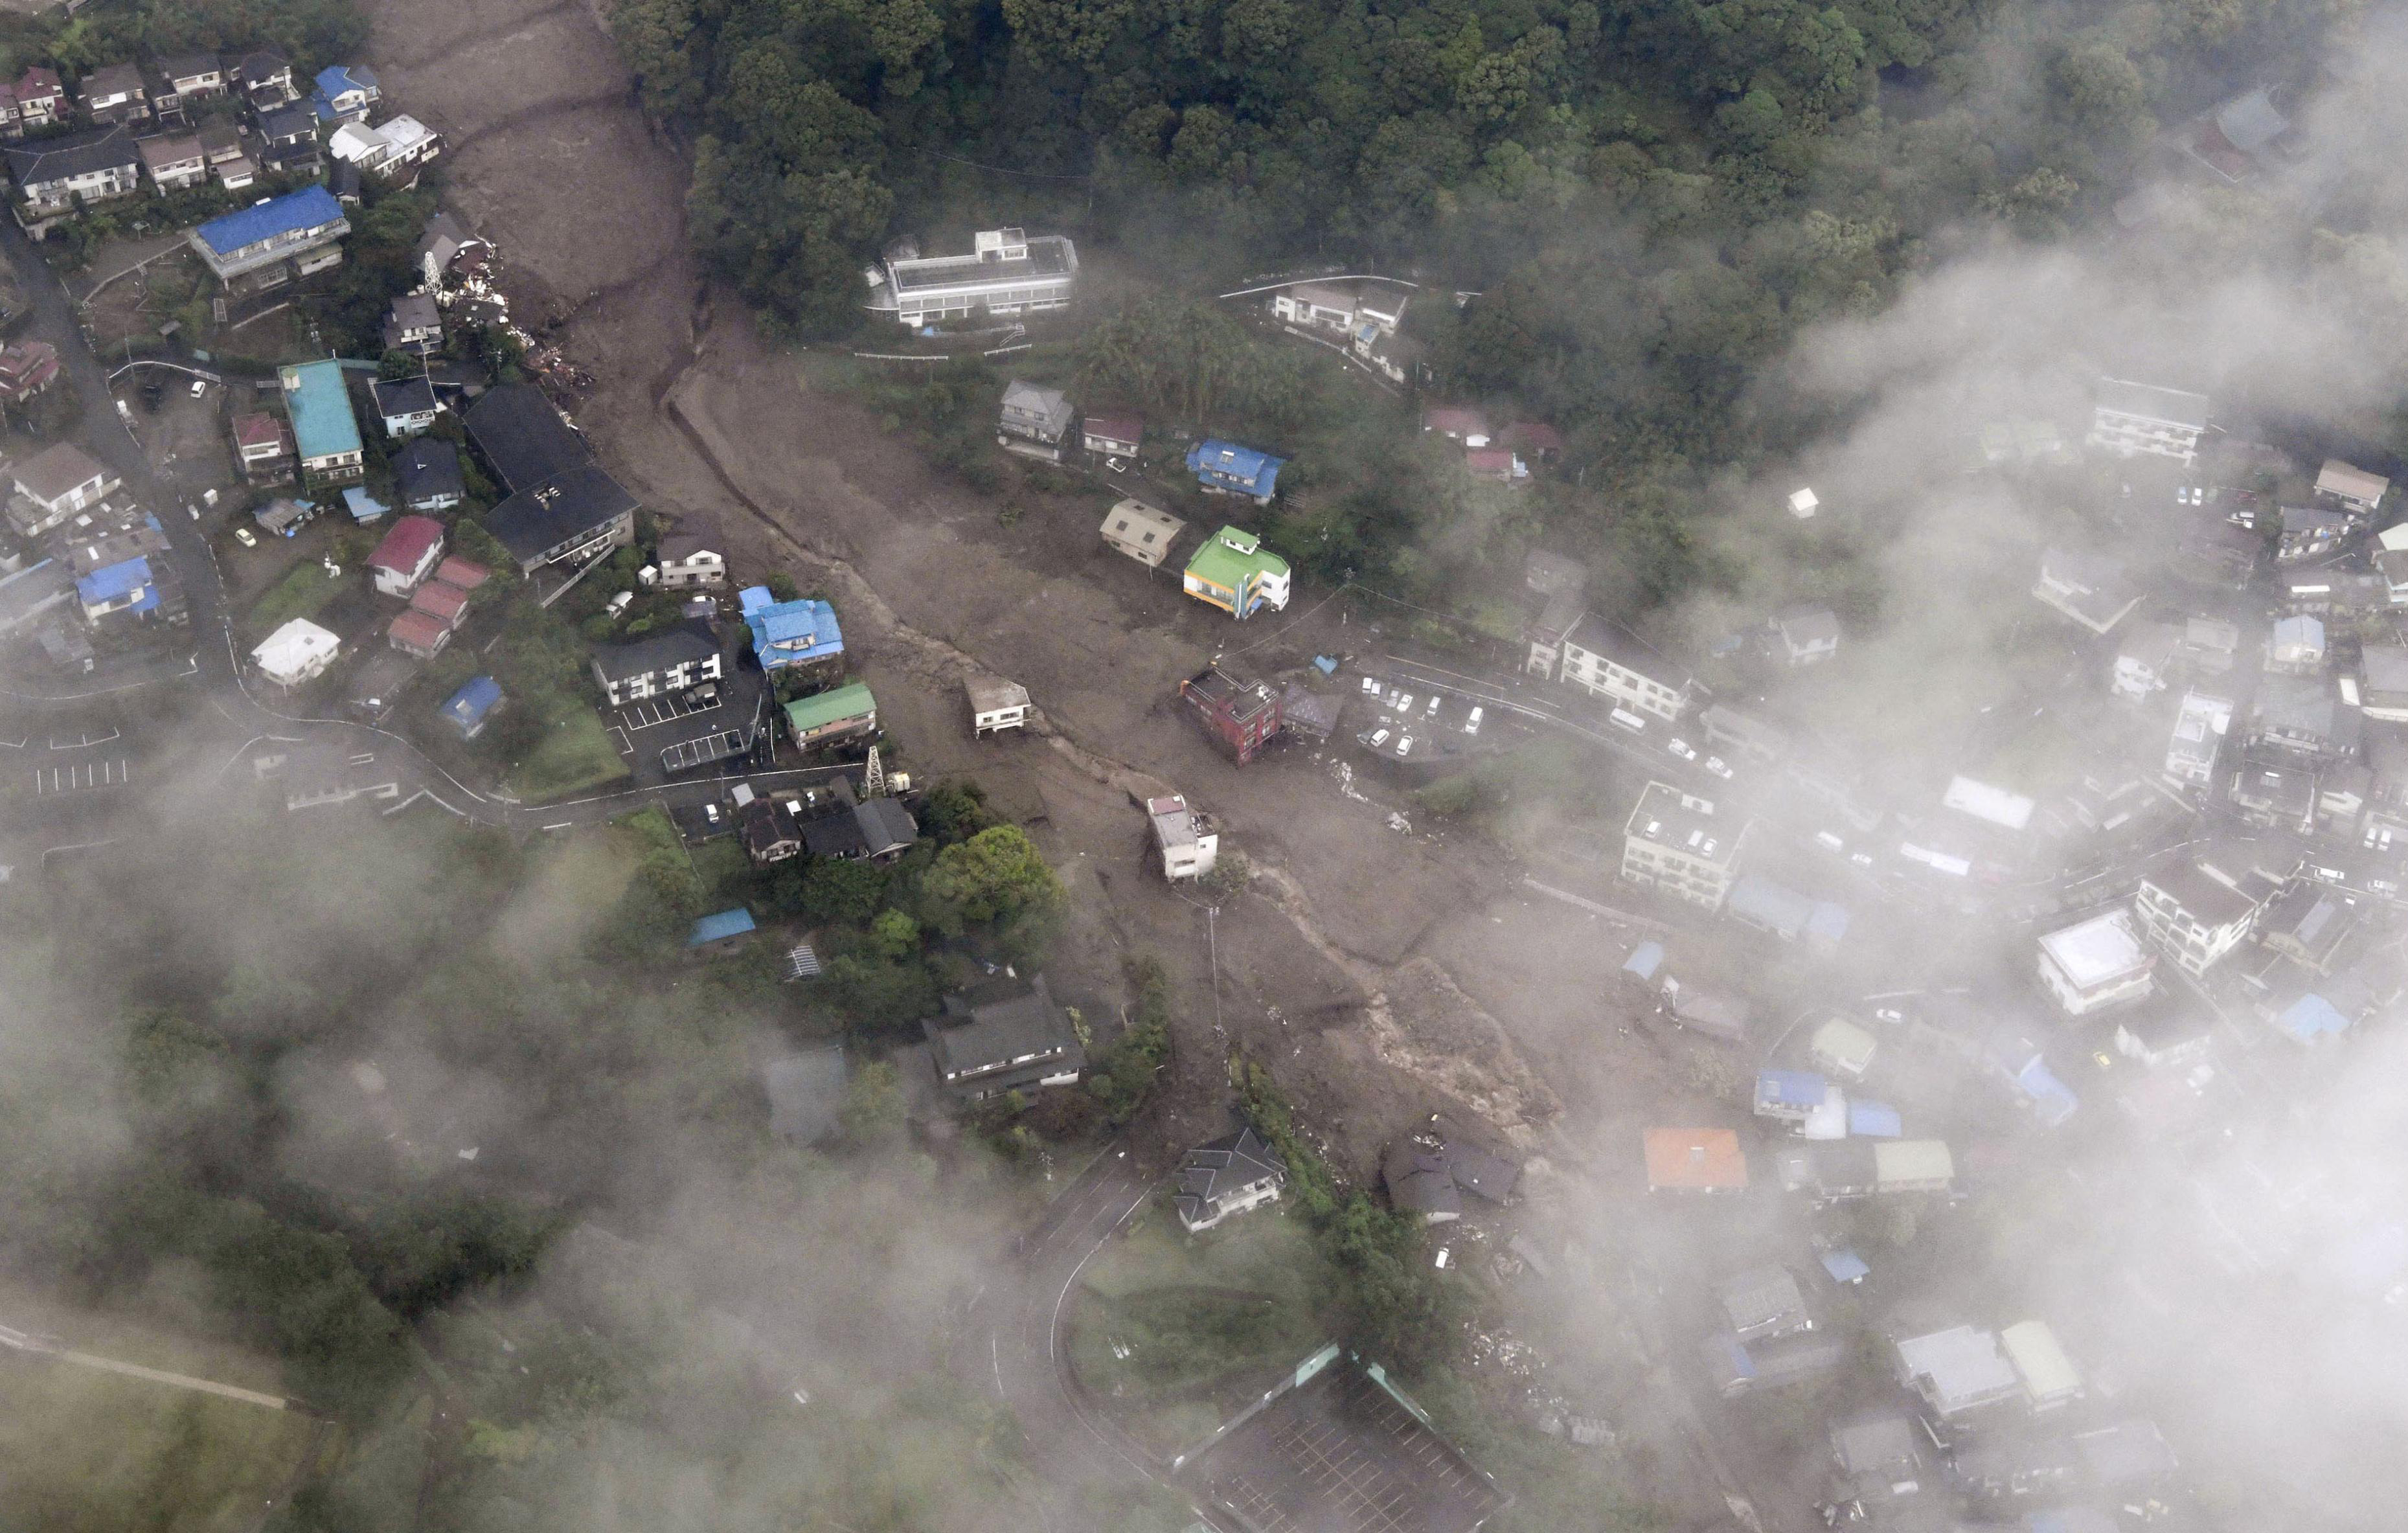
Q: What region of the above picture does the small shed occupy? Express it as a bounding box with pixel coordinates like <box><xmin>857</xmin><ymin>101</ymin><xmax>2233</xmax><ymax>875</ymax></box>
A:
<box><xmin>967</xmin><ymin>677</ymin><xmax>1031</xmax><ymax>736</ymax></box>
<box><xmin>439</xmin><ymin>676</ymin><xmax>503</xmax><ymax>738</ymax></box>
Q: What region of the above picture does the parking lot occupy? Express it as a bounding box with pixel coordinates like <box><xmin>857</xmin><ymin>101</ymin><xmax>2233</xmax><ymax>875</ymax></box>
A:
<box><xmin>606</xmin><ymin>670</ymin><xmax>769</xmax><ymax>788</ymax></box>
<box><xmin>613</xmin><ymin>689</ymin><xmax>723</xmax><ymax>733</ymax></box>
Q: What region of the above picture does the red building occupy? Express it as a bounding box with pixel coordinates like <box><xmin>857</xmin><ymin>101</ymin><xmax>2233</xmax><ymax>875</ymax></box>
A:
<box><xmin>1181</xmin><ymin>666</ymin><xmax>1283</xmax><ymax>763</ymax></box>
<box><xmin>0</xmin><ymin>339</ymin><xmax>60</xmax><ymax>405</ymax></box>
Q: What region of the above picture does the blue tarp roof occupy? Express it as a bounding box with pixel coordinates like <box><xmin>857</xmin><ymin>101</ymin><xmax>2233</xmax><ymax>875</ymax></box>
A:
<box><xmin>738</xmin><ymin>584</ymin><xmax>773</xmax><ymax>613</ymax></box>
<box><xmin>1756</xmin><ymin>1069</ymin><xmax>1826</xmax><ymax>1109</ymax></box>
<box><xmin>1188</xmin><ymin>440</ymin><xmax>1284</xmax><ymax>495</ymax></box>
<box><xmin>2015</xmin><ymin>1056</ymin><xmax>2079</xmax><ymax>1127</ymax></box>
<box><xmin>440</xmin><ymin>676</ymin><xmax>502</xmax><ymax>732</ymax></box>
<box><xmin>2277</xmin><ymin>992</ymin><xmax>2352</xmax><ymax>1043</ymax></box>
<box><xmin>76</xmin><ymin>556</ymin><xmax>150</xmax><ymax>604</ymax></box>
<box><xmin>688</xmin><ymin>908</ymin><xmax>757</xmax><ymax>947</ymax></box>
<box><xmin>342</xmin><ymin>486</ymin><xmax>388</xmax><ymax>522</ymax></box>
<box><xmin>747</xmin><ymin>597</ymin><xmax>843</xmax><ymax>666</ymax></box>
<box><xmin>315</xmin><ymin>63</ymin><xmax>376</xmax><ymax>97</ymax></box>
<box><xmin>1819</xmin><ymin>1248</ymin><xmax>1868</xmax><ymax>1284</ymax></box>
<box><xmin>194</xmin><ymin>185</ymin><xmax>344</xmax><ymax>256</ymax></box>
<box><xmin>1622</xmin><ymin>940</ymin><xmax>1664</xmax><ymax>981</ymax></box>
<box><xmin>1729</xmin><ymin>874</ymin><xmax>1816</xmax><ymax>937</ymax></box>
<box><xmin>1848</xmin><ymin>1100</ymin><xmax>1902</xmax><ymax>1137</ymax></box>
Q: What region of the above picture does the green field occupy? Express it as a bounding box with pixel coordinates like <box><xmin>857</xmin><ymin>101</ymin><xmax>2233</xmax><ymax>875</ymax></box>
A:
<box><xmin>503</xmin><ymin>704</ymin><xmax>629</xmax><ymax>801</ymax></box>
<box><xmin>242</xmin><ymin>560</ymin><xmax>347</xmax><ymax>641</ymax></box>
<box><xmin>1066</xmin><ymin>1203</ymin><xmax>1331</xmax><ymax>1457</ymax></box>
<box><xmin>0</xmin><ymin>1306</ymin><xmax>322</xmax><ymax>1533</ymax></box>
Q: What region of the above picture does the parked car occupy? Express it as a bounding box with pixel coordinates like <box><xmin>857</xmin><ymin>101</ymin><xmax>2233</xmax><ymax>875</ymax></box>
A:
<box><xmin>190</xmin><ymin>378</ymin><xmax>208</xmax><ymax>398</ymax></box>
<box><xmin>1705</xmin><ymin>755</ymin><xmax>1732</xmax><ymax>779</ymax></box>
<box><xmin>1609</xmin><ymin>708</ymin><xmax>1646</xmax><ymax>732</ymax></box>
<box><xmin>233</xmin><ymin>527</ymin><xmax>256</xmax><ymax>548</ymax></box>
<box><xmin>1668</xmin><ymin>738</ymin><xmax>1698</xmax><ymax>761</ymax></box>
<box><xmin>1368</xmin><ymin>729</ymin><xmax>1391</xmax><ymax>748</ymax></box>
<box><xmin>1464</xmin><ymin>707</ymin><xmax>1482</xmax><ymax>736</ymax></box>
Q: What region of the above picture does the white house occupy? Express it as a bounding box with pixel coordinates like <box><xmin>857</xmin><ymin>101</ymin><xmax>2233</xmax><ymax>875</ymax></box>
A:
<box><xmin>2112</xmin><ymin>620</ymin><xmax>2181</xmax><ymax>701</ymax></box>
<box><xmin>869</xmin><ymin>227</ymin><xmax>1078</xmax><ymax>327</ymax></box>
<box><xmin>2164</xmin><ymin>691</ymin><xmax>2231</xmax><ymax>786</ymax></box>
<box><xmin>968</xmin><ymin>677</ymin><xmax>1032</xmax><ymax>737</ymax></box>
<box><xmin>1537</xmin><ymin>614</ymin><xmax>1694</xmax><ymax>721</ymax></box>
<box><xmin>1148</xmin><ymin>793</ymin><xmax>1219</xmax><ymax>881</ymax></box>
<box><xmin>653</xmin><ymin>528</ymin><xmax>726</xmax><ymax>589</ymax></box>
<box><xmin>366</xmin><ymin>516</ymin><xmax>444</xmax><ymax>598</ymax></box>
<box><xmin>9</xmin><ymin>442</ymin><xmax>121</xmax><ymax>533</ymax></box>
<box><xmin>252</xmin><ymin>618</ymin><xmax>340</xmax><ymax>688</ymax></box>
<box><xmin>591</xmin><ymin>620</ymin><xmax>721</xmax><ymax>707</ymax></box>
<box><xmin>1772</xmin><ymin>606</ymin><xmax>1840</xmax><ymax>667</ymax></box>
<box><xmin>2133</xmin><ymin>859</ymin><xmax>2274</xmax><ymax>977</ymax></box>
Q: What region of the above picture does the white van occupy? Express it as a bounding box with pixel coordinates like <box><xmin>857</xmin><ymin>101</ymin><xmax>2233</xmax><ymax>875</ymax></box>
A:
<box><xmin>1608</xmin><ymin>708</ymin><xmax>1647</xmax><ymax>732</ymax></box>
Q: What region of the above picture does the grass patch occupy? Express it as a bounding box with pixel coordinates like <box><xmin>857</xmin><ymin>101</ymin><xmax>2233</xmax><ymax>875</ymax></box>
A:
<box><xmin>688</xmin><ymin>836</ymin><xmax>751</xmax><ymax>905</ymax></box>
<box><xmin>0</xmin><ymin>1291</ymin><xmax>321</xmax><ymax>1533</ymax></box>
<box><xmin>502</xmin><ymin>703</ymin><xmax>628</xmax><ymax>801</ymax></box>
<box><xmin>1067</xmin><ymin>1204</ymin><xmax>1330</xmax><ymax>1455</ymax></box>
<box><xmin>242</xmin><ymin>560</ymin><xmax>346</xmax><ymax>642</ymax></box>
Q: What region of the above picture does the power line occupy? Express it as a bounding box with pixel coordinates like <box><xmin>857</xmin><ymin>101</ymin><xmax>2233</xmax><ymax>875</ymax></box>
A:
<box><xmin>911</xmin><ymin>147</ymin><xmax>1091</xmax><ymax>182</ymax></box>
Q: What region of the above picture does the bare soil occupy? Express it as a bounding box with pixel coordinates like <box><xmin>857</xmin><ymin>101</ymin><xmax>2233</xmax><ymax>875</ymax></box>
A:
<box><xmin>356</xmin><ymin>0</ymin><xmax>1706</xmax><ymax>1192</ymax></box>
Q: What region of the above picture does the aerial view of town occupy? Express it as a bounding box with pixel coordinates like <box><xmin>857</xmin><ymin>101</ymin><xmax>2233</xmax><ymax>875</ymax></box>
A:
<box><xmin>0</xmin><ymin>0</ymin><xmax>2401</xmax><ymax>1530</ymax></box>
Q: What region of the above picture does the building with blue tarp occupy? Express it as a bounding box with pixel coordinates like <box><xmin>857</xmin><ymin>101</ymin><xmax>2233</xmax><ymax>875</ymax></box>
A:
<box><xmin>1754</xmin><ymin>1069</ymin><xmax>1826</xmax><ymax>1122</ymax></box>
<box><xmin>2276</xmin><ymin>991</ymin><xmax>2352</xmax><ymax>1043</ymax></box>
<box><xmin>440</xmin><ymin>676</ymin><xmax>503</xmax><ymax>738</ymax></box>
<box><xmin>1847</xmin><ymin>1100</ymin><xmax>1903</xmax><ymax>1138</ymax></box>
<box><xmin>740</xmin><ymin>585</ymin><xmax>845</xmax><ymax>672</ymax></box>
<box><xmin>688</xmin><ymin>907</ymin><xmax>757</xmax><ymax>952</ymax></box>
<box><xmin>189</xmin><ymin>185</ymin><xmax>350</xmax><ymax>280</ymax></box>
<box><xmin>76</xmin><ymin>556</ymin><xmax>155</xmax><ymax>621</ymax></box>
<box><xmin>1187</xmin><ymin>439</ymin><xmax>1284</xmax><ymax>503</ymax></box>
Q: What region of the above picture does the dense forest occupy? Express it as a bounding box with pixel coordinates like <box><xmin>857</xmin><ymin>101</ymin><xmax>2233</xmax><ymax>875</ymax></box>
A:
<box><xmin>613</xmin><ymin>0</ymin><xmax>2372</xmax><ymax>614</ymax></box>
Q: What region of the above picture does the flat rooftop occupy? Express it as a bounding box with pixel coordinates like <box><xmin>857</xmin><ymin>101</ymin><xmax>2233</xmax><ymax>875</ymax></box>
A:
<box><xmin>1625</xmin><ymin>781</ymin><xmax>1732</xmax><ymax>859</ymax></box>
<box><xmin>887</xmin><ymin>234</ymin><xmax>1076</xmax><ymax>296</ymax></box>
<box><xmin>1188</xmin><ymin>1356</ymin><xmax>1505</xmax><ymax>1533</ymax></box>
<box><xmin>2039</xmin><ymin>909</ymin><xmax>2150</xmax><ymax>989</ymax></box>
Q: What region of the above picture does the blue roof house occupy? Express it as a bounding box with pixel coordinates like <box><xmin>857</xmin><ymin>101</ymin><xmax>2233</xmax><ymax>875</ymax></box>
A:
<box><xmin>1622</xmin><ymin>940</ymin><xmax>1665</xmax><ymax>984</ymax></box>
<box><xmin>1753</xmin><ymin>1069</ymin><xmax>1827</xmax><ymax>1122</ymax></box>
<box><xmin>2276</xmin><ymin>992</ymin><xmax>2352</xmax><ymax>1043</ymax></box>
<box><xmin>1187</xmin><ymin>440</ymin><xmax>1284</xmax><ymax>503</ymax></box>
<box><xmin>688</xmin><ymin>907</ymin><xmax>758</xmax><ymax>953</ymax></box>
<box><xmin>188</xmin><ymin>185</ymin><xmax>351</xmax><ymax>281</ymax></box>
<box><xmin>279</xmin><ymin>359</ymin><xmax>365</xmax><ymax>486</ymax></box>
<box><xmin>2013</xmin><ymin>1056</ymin><xmax>2079</xmax><ymax>1128</ymax></box>
<box><xmin>76</xmin><ymin>556</ymin><xmax>155</xmax><ymax>620</ymax></box>
<box><xmin>1846</xmin><ymin>1100</ymin><xmax>1903</xmax><ymax>1138</ymax></box>
<box><xmin>440</xmin><ymin>676</ymin><xmax>504</xmax><ymax>739</ymax></box>
<box><xmin>312</xmin><ymin>64</ymin><xmax>381</xmax><ymax>122</ymax></box>
<box><xmin>741</xmin><ymin>586</ymin><xmax>845</xmax><ymax>672</ymax></box>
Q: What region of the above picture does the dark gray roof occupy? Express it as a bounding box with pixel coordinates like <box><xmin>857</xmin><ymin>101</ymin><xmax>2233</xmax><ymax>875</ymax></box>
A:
<box><xmin>464</xmin><ymin>383</ymin><xmax>593</xmax><ymax>491</ymax></box>
<box><xmin>926</xmin><ymin>975</ymin><xmax>1084</xmax><ymax>1087</ymax></box>
<box><xmin>158</xmin><ymin>53</ymin><xmax>221</xmax><ymax>84</ymax></box>
<box><xmin>1831</xmin><ymin>1413</ymin><xmax>1920</xmax><ymax>1477</ymax></box>
<box><xmin>485</xmin><ymin>464</ymin><xmax>637</xmax><ymax>563</ymax></box>
<box><xmin>1564</xmin><ymin>613</ymin><xmax>1690</xmax><ymax>688</ymax></box>
<box><xmin>1381</xmin><ymin>1119</ymin><xmax>1520</xmax><ymax>1214</ymax></box>
<box><xmin>2253</xmin><ymin>674</ymin><xmax>2351</xmax><ymax>745</ymax></box>
<box><xmin>801</xmin><ymin>804</ymin><xmax>870</xmax><ymax>859</ymax></box>
<box><xmin>1381</xmin><ymin>1146</ymin><xmax>1462</xmax><ymax>1217</ymax></box>
<box><xmin>738</xmin><ymin>796</ymin><xmax>801</xmax><ymax>859</ymax></box>
<box><xmin>6</xmin><ymin>125</ymin><xmax>138</xmax><ymax>185</ymax></box>
<box><xmin>854</xmin><ymin>797</ymin><xmax>919</xmax><ymax>858</ymax></box>
<box><xmin>763</xmin><ymin>1046</ymin><xmax>846</xmax><ymax>1142</ymax></box>
<box><xmin>1174</xmin><ymin>1126</ymin><xmax>1286</xmax><ymax>1224</ymax></box>
<box><xmin>371</xmin><ymin>377</ymin><xmax>437</xmax><ymax>418</ymax></box>
<box><xmin>1717</xmin><ymin>1264</ymin><xmax>1808</xmax><ymax>1340</ymax></box>
<box><xmin>391</xmin><ymin>438</ymin><xmax>464</xmax><ymax>505</ymax></box>
<box><xmin>256</xmin><ymin>103</ymin><xmax>314</xmax><ymax>141</ymax></box>
<box><xmin>2073</xmin><ymin>1419</ymin><xmax>2177</xmax><ymax>1485</ymax></box>
<box><xmin>591</xmin><ymin>619</ymin><xmax>715</xmax><ymax>685</ymax></box>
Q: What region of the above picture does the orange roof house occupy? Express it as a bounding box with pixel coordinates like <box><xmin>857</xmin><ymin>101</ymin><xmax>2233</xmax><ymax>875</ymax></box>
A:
<box><xmin>1644</xmin><ymin>1127</ymin><xmax>1747</xmax><ymax>1192</ymax></box>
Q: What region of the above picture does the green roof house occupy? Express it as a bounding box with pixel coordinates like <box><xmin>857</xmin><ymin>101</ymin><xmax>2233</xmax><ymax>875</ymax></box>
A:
<box><xmin>280</xmin><ymin>359</ymin><xmax>364</xmax><ymax>487</ymax></box>
<box><xmin>784</xmin><ymin>681</ymin><xmax>878</xmax><ymax>749</ymax></box>
<box><xmin>1182</xmin><ymin>526</ymin><xmax>1291</xmax><ymax>619</ymax></box>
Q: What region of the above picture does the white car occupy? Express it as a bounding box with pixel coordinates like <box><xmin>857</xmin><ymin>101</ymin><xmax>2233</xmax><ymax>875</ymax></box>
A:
<box><xmin>189</xmin><ymin>378</ymin><xmax>207</xmax><ymax>398</ymax></box>
<box><xmin>1367</xmin><ymin>729</ymin><xmax>1391</xmax><ymax>748</ymax></box>
<box><xmin>1850</xmin><ymin>852</ymin><xmax>1874</xmax><ymax>868</ymax></box>
<box><xmin>1704</xmin><ymin>756</ymin><xmax>1732</xmax><ymax>779</ymax></box>
<box><xmin>233</xmin><ymin>527</ymin><xmax>256</xmax><ymax>548</ymax></box>
<box><xmin>1425</xmin><ymin>694</ymin><xmax>1442</xmax><ymax>716</ymax></box>
<box><xmin>1464</xmin><ymin>707</ymin><xmax>1482</xmax><ymax>736</ymax></box>
<box><xmin>1361</xmin><ymin>676</ymin><xmax>1382</xmax><ymax>694</ymax></box>
<box><xmin>1396</xmin><ymin>736</ymin><xmax>1413</xmax><ymax>756</ymax></box>
<box><xmin>1396</xmin><ymin>693</ymin><xmax>1414</xmax><ymax>714</ymax></box>
<box><xmin>1668</xmin><ymin>738</ymin><xmax>1697</xmax><ymax>761</ymax></box>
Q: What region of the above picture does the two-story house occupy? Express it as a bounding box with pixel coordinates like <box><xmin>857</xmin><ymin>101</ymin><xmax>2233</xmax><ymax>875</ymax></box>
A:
<box><xmin>390</xmin><ymin>438</ymin><xmax>464</xmax><ymax>512</ymax></box>
<box><xmin>367</xmin><ymin>515</ymin><xmax>446</xmax><ymax>597</ymax></box>
<box><xmin>236</xmin><ymin>51</ymin><xmax>297</xmax><ymax>110</ymax></box>
<box><xmin>135</xmin><ymin>133</ymin><xmax>207</xmax><ymax>192</ymax></box>
<box><xmin>12</xmin><ymin>67</ymin><xmax>65</xmax><ymax>130</ymax></box>
<box><xmin>369</xmin><ymin>376</ymin><xmax>440</xmax><ymax>438</ymax></box>
<box><xmin>922</xmin><ymin>974</ymin><xmax>1085</xmax><ymax>1100</ymax></box>
<box><xmin>996</xmin><ymin>379</ymin><xmax>1075</xmax><ymax>462</ymax></box>
<box><xmin>326</xmin><ymin>113</ymin><xmax>440</xmax><ymax>181</ymax></box>
<box><xmin>278</xmin><ymin>359</ymin><xmax>365</xmax><ymax>486</ymax></box>
<box><xmin>1773</xmin><ymin>605</ymin><xmax>1841</xmax><ymax>668</ymax></box>
<box><xmin>8</xmin><ymin>441</ymin><xmax>120</xmax><ymax>536</ymax></box>
<box><xmin>381</xmin><ymin>292</ymin><xmax>442</xmax><ymax>354</ymax></box>
<box><xmin>1536</xmin><ymin>613</ymin><xmax>1695</xmax><ymax>722</ymax></box>
<box><xmin>310</xmin><ymin>63</ymin><xmax>380</xmax><ymax>123</ymax></box>
<box><xmin>465</xmin><ymin>383</ymin><xmax>640</xmax><ymax>573</ymax></box>
<box><xmin>229</xmin><ymin>412</ymin><xmax>293</xmax><ymax>483</ymax></box>
<box><xmin>1172</xmin><ymin>1128</ymin><xmax>1286</xmax><ymax>1232</ymax></box>
<box><xmin>655</xmin><ymin>527</ymin><xmax>727</xmax><ymax>588</ymax></box>
<box><xmin>6</xmin><ymin>126</ymin><xmax>142</xmax><ymax>212</ymax></box>
<box><xmin>189</xmin><ymin>185</ymin><xmax>350</xmax><ymax>283</ymax></box>
<box><xmin>2032</xmin><ymin>545</ymin><xmax>2141</xmax><ymax>635</ymax></box>
<box><xmin>591</xmin><ymin>620</ymin><xmax>722</xmax><ymax>707</ymax></box>
<box><xmin>2112</xmin><ymin>620</ymin><xmax>2181</xmax><ymax>702</ymax></box>
<box><xmin>76</xmin><ymin>63</ymin><xmax>149</xmax><ymax>124</ymax></box>
<box><xmin>155</xmin><ymin>53</ymin><xmax>227</xmax><ymax>113</ymax></box>
<box><xmin>2251</xmin><ymin>674</ymin><xmax>2359</xmax><ymax>760</ymax></box>
<box><xmin>254</xmin><ymin>103</ymin><xmax>319</xmax><ymax>173</ymax></box>
<box><xmin>2165</xmin><ymin>690</ymin><xmax>2231</xmax><ymax>786</ymax></box>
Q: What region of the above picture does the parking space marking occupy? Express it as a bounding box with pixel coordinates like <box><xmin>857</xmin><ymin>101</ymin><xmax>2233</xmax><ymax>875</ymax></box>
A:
<box><xmin>32</xmin><ymin>759</ymin><xmax>131</xmax><ymax>794</ymax></box>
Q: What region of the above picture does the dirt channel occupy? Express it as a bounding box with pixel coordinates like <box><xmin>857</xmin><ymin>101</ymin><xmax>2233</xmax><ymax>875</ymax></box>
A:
<box><xmin>357</xmin><ymin>0</ymin><xmax>1705</xmax><ymax>1187</ymax></box>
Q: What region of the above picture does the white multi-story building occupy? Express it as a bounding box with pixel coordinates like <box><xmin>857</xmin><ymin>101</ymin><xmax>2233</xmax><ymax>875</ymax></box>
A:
<box><xmin>1622</xmin><ymin>782</ymin><xmax>1747</xmax><ymax>911</ymax></box>
<box><xmin>868</xmin><ymin>228</ymin><xmax>1078</xmax><ymax>327</ymax></box>
<box><xmin>2133</xmin><ymin>860</ymin><xmax>2274</xmax><ymax>978</ymax></box>
<box><xmin>1530</xmin><ymin>612</ymin><xmax>1694</xmax><ymax>721</ymax></box>
<box><xmin>2036</xmin><ymin>909</ymin><xmax>2155</xmax><ymax>1015</ymax></box>
<box><xmin>1148</xmin><ymin>793</ymin><xmax>1219</xmax><ymax>881</ymax></box>
<box><xmin>2087</xmin><ymin>378</ymin><xmax>2210</xmax><ymax>466</ymax></box>
<box><xmin>2165</xmin><ymin>690</ymin><xmax>2231</xmax><ymax>786</ymax></box>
